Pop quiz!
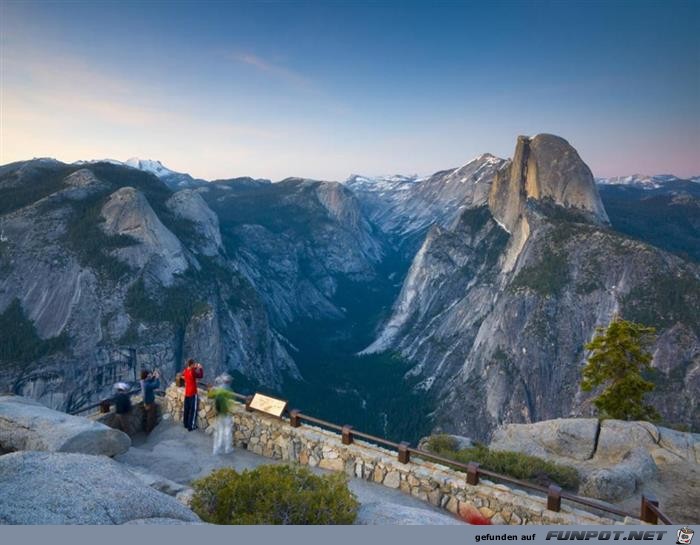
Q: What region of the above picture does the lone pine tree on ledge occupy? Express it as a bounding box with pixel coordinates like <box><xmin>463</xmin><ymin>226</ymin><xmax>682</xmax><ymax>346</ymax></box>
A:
<box><xmin>581</xmin><ymin>316</ymin><xmax>660</xmax><ymax>422</ymax></box>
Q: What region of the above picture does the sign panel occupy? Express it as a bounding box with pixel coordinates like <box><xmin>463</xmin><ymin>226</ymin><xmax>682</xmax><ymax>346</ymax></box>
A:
<box><xmin>248</xmin><ymin>393</ymin><xmax>288</xmax><ymax>418</ymax></box>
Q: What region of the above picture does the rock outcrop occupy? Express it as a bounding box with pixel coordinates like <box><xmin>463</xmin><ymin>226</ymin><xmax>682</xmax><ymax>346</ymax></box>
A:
<box><xmin>488</xmin><ymin>134</ymin><xmax>608</xmax><ymax>271</ymax></box>
<box><xmin>488</xmin><ymin>134</ymin><xmax>609</xmax><ymax>234</ymax></box>
<box><xmin>101</xmin><ymin>186</ymin><xmax>188</xmax><ymax>285</ymax></box>
<box><xmin>0</xmin><ymin>395</ymin><xmax>130</xmax><ymax>456</ymax></box>
<box><xmin>489</xmin><ymin>418</ymin><xmax>599</xmax><ymax>462</ymax></box>
<box><xmin>0</xmin><ymin>451</ymin><xmax>201</xmax><ymax>524</ymax></box>
<box><xmin>489</xmin><ymin>418</ymin><xmax>699</xmax><ymax>507</ymax></box>
<box><xmin>166</xmin><ymin>189</ymin><xmax>222</xmax><ymax>256</ymax></box>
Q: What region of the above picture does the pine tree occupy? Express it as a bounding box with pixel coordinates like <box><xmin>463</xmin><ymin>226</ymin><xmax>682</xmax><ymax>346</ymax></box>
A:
<box><xmin>581</xmin><ymin>316</ymin><xmax>659</xmax><ymax>421</ymax></box>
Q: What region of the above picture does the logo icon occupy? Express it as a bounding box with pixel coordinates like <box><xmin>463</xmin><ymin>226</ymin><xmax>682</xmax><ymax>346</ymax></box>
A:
<box><xmin>677</xmin><ymin>527</ymin><xmax>695</xmax><ymax>545</ymax></box>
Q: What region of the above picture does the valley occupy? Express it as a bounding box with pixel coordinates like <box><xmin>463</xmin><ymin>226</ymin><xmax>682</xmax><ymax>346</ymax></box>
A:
<box><xmin>1</xmin><ymin>135</ymin><xmax>699</xmax><ymax>443</ymax></box>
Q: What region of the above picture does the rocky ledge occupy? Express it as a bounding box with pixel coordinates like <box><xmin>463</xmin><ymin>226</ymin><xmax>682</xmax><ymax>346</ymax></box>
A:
<box><xmin>489</xmin><ymin>418</ymin><xmax>700</xmax><ymax>522</ymax></box>
<box><xmin>0</xmin><ymin>451</ymin><xmax>201</xmax><ymax>524</ymax></box>
<box><xmin>0</xmin><ymin>394</ymin><xmax>130</xmax><ymax>456</ymax></box>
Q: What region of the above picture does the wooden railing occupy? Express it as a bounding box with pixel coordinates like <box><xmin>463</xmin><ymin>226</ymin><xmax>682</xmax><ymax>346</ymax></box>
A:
<box><xmin>73</xmin><ymin>383</ymin><xmax>673</xmax><ymax>525</ymax></box>
<box><xmin>69</xmin><ymin>388</ymin><xmax>163</xmax><ymax>416</ymax></box>
<box><xmin>238</xmin><ymin>393</ymin><xmax>673</xmax><ymax>525</ymax></box>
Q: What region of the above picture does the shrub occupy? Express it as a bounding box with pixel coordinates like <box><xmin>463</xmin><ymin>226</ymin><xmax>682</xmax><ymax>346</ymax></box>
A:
<box><xmin>425</xmin><ymin>437</ymin><xmax>580</xmax><ymax>491</ymax></box>
<box><xmin>190</xmin><ymin>465</ymin><xmax>359</xmax><ymax>525</ymax></box>
<box><xmin>427</xmin><ymin>434</ymin><xmax>459</xmax><ymax>452</ymax></box>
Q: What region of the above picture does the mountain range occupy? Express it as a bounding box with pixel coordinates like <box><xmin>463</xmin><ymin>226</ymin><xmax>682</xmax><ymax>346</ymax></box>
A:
<box><xmin>1</xmin><ymin>135</ymin><xmax>698</xmax><ymax>441</ymax></box>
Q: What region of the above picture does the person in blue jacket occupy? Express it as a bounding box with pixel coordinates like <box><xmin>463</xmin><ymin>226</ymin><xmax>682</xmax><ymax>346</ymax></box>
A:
<box><xmin>140</xmin><ymin>369</ymin><xmax>160</xmax><ymax>433</ymax></box>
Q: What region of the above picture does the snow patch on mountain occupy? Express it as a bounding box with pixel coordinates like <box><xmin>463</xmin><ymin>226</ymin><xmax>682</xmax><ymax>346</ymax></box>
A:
<box><xmin>595</xmin><ymin>174</ymin><xmax>695</xmax><ymax>189</ymax></box>
<box><xmin>125</xmin><ymin>158</ymin><xmax>177</xmax><ymax>177</ymax></box>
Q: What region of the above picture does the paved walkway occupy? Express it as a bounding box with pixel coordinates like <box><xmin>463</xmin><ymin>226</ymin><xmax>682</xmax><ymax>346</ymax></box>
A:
<box><xmin>116</xmin><ymin>419</ymin><xmax>464</xmax><ymax>525</ymax></box>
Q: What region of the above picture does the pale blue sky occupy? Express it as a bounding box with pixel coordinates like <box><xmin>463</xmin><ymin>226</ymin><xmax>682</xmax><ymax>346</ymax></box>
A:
<box><xmin>2</xmin><ymin>0</ymin><xmax>699</xmax><ymax>180</ymax></box>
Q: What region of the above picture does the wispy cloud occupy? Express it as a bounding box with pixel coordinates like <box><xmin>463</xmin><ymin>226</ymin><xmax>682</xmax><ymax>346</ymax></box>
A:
<box><xmin>2</xmin><ymin>49</ymin><xmax>279</xmax><ymax>135</ymax></box>
<box><xmin>228</xmin><ymin>51</ymin><xmax>313</xmax><ymax>90</ymax></box>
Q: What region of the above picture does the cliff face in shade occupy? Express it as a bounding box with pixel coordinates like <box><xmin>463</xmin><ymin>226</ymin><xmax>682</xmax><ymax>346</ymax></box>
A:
<box><xmin>0</xmin><ymin>161</ymin><xmax>382</xmax><ymax>412</ymax></box>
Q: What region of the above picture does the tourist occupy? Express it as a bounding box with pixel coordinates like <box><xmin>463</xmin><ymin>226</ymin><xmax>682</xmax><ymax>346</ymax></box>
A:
<box><xmin>141</xmin><ymin>369</ymin><xmax>160</xmax><ymax>433</ymax></box>
<box><xmin>182</xmin><ymin>359</ymin><xmax>204</xmax><ymax>431</ymax></box>
<box><xmin>113</xmin><ymin>382</ymin><xmax>132</xmax><ymax>435</ymax></box>
<box><xmin>208</xmin><ymin>373</ymin><xmax>234</xmax><ymax>455</ymax></box>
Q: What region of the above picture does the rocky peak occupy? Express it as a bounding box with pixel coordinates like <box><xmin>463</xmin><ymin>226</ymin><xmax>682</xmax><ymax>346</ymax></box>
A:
<box><xmin>315</xmin><ymin>181</ymin><xmax>367</xmax><ymax>232</ymax></box>
<box><xmin>488</xmin><ymin>134</ymin><xmax>609</xmax><ymax>234</ymax></box>
<box><xmin>166</xmin><ymin>189</ymin><xmax>222</xmax><ymax>256</ymax></box>
<box><xmin>100</xmin><ymin>187</ymin><xmax>188</xmax><ymax>285</ymax></box>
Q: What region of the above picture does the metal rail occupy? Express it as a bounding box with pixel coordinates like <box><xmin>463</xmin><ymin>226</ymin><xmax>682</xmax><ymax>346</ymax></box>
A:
<box><xmin>69</xmin><ymin>387</ymin><xmax>142</xmax><ymax>415</ymax></box>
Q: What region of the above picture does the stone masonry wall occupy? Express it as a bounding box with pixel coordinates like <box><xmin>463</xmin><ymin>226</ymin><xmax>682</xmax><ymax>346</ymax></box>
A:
<box><xmin>164</xmin><ymin>384</ymin><xmax>637</xmax><ymax>525</ymax></box>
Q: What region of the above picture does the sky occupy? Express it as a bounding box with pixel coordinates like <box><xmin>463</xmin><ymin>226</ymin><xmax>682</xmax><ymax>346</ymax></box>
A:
<box><xmin>1</xmin><ymin>0</ymin><xmax>699</xmax><ymax>181</ymax></box>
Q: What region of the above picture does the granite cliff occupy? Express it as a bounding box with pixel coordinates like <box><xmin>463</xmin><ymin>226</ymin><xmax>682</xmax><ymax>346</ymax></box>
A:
<box><xmin>0</xmin><ymin>161</ymin><xmax>381</xmax><ymax>411</ymax></box>
<box><xmin>1</xmin><ymin>135</ymin><xmax>698</xmax><ymax>440</ymax></box>
<box><xmin>363</xmin><ymin>135</ymin><xmax>700</xmax><ymax>439</ymax></box>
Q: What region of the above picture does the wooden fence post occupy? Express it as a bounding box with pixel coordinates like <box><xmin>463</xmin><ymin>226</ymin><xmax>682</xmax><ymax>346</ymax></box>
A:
<box><xmin>342</xmin><ymin>425</ymin><xmax>353</xmax><ymax>445</ymax></box>
<box><xmin>640</xmin><ymin>495</ymin><xmax>659</xmax><ymax>524</ymax></box>
<box><xmin>547</xmin><ymin>484</ymin><xmax>562</xmax><ymax>512</ymax></box>
<box><xmin>398</xmin><ymin>442</ymin><xmax>410</xmax><ymax>463</ymax></box>
<box><xmin>289</xmin><ymin>409</ymin><xmax>301</xmax><ymax>428</ymax></box>
<box><xmin>466</xmin><ymin>462</ymin><xmax>480</xmax><ymax>485</ymax></box>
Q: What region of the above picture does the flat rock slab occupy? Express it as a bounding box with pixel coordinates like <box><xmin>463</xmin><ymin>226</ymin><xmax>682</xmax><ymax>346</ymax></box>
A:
<box><xmin>0</xmin><ymin>451</ymin><xmax>201</xmax><ymax>524</ymax></box>
<box><xmin>0</xmin><ymin>395</ymin><xmax>130</xmax><ymax>457</ymax></box>
<box><xmin>490</xmin><ymin>417</ymin><xmax>599</xmax><ymax>461</ymax></box>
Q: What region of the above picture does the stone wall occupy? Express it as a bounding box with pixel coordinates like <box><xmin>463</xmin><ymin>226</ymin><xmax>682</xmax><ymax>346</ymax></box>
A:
<box><xmin>164</xmin><ymin>384</ymin><xmax>637</xmax><ymax>525</ymax></box>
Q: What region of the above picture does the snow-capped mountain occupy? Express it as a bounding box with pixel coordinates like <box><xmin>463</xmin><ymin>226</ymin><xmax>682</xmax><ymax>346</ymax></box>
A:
<box><xmin>345</xmin><ymin>174</ymin><xmax>421</xmax><ymax>193</ymax></box>
<box><xmin>74</xmin><ymin>157</ymin><xmax>206</xmax><ymax>190</ymax></box>
<box><xmin>122</xmin><ymin>157</ymin><xmax>207</xmax><ymax>189</ymax></box>
<box><xmin>595</xmin><ymin>174</ymin><xmax>696</xmax><ymax>189</ymax></box>
<box><xmin>345</xmin><ymin>153</ymin><xmax>506</xmax><ymax>253</ymax></box>
<box><xmin>125</xmin><ymin>157</ymin><xmax>177</xmax><ymax>177</ymax></box>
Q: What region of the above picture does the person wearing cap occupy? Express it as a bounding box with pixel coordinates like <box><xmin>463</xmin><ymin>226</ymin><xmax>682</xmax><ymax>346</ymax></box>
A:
<box><xmin>182</xmin><ymin>358</ymin><xmax>204</xmax><ymax>431</ymax></box>
<box><xmin>113</xmin><ymin>383</ymin><xmax>132</xmax><ymax>435</ymax></box>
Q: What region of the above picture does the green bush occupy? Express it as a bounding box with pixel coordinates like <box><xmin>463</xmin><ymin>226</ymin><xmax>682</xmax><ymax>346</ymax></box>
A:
<box><xmin>426</xmin><ymin>434</ymin><xmax>460</xmax><ymax>452</ymax></box>
<box><xmin>425</xmin><ymin>436</ymin><xmax>580</xmax><ymax>491</ymax></box>
<box><xmin>191</xmin><ymin>465</ymin><xmax>359</xmax><ymax>525</ymax></box>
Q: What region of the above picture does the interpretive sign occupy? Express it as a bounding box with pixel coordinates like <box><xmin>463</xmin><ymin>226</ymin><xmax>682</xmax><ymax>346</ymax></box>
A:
<box><xmin>248</xmin><ymin>393</ymin><xmax>288</xmax><ymax>417</ymax></box>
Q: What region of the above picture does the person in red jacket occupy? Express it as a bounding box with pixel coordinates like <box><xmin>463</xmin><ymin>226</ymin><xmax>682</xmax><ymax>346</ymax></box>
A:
<box><xmin>182</xmin><ymin>358</ymin><xmax>204</xmax><ymax>431</ymax></box>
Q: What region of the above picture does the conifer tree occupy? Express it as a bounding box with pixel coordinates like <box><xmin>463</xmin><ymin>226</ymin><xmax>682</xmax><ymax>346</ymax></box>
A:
<box><xmin>581</xmin><ymin>316</ymin><xmax>659</xmax><ymax>421</ymax></box>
